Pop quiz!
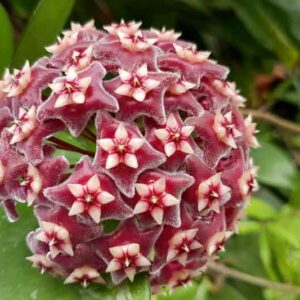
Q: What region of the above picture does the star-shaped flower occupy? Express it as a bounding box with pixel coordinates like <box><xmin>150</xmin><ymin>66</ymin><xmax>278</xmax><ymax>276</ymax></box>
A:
<box><xmin>193</xmin><ymin>209</ymin><xmax>228</xmax><ymax>255</ymax></box>
<box><xmin>114</xmin><ymin>64</ymin><xmax>160</xmax><ymax>102</ymax></box>
<box><xmin>9</xmin><ymin>58</ymin><xmax>60</xmax><ymax>113</ymax></box>
<box><xmin>117</xmin><ymin>30</ymin><xmax>157</xmax><ymax>52</ymax></box>
<box><xmin>46</xmin><ymin>31</ymin><xmax>79</xmax><ymax>54</ymax></box>
<box><xmin>26</xmin><ymin>254</ymin><xmax>65</xmax><ymax>276</ymax></box>
<box><xmin>150</xmin><ymin>27</ymin><xmax>181</xmax><ymax>42</ymax></box>
<box><xmin>93</xmin><ymin>32</ymin><xmax>160</xmax><ymax>73</ymax></box>
<box><xmin>48</xmin><ymin>68</ymin><xmax>92</xmax><ymax>108</ymax></box>
<box><xmin>3</xmin><ymin>150</ymin><xmax>68</xmax><ymax>206</ymax></box>
<box><xmin>174</xmin><ymin>44</ymin><xmax>212</xmax><ymax>64</ymax></box>
<box><xmin>153</xmin><ymin>113</ymin><xmax>195</xmax><ymax>157</ymax></box>
<box><xmin>183</xmin><ymin>154</ymin><xmax>232</xmax><ymax>217</ymax></box>
<box><xmin>5</xmin><ymin>105</ymin><xmax>64</xmax><ymax>164</ymax></box>
<box><xmin>103</xmin><ymin>20</ymin><xmax>142</xmax><ymax>35</ymax></box>
<box><xmin>151</xmin><ymin>259</ymin><xmax>207</xmax><ymax>293</ymax></box>
<box><xmin>145</xmin><ymin>113</ymin><xmax>199</xmax><ymax>171</ymax></box>
<box><xmin>158</xmin><ymin>45</ymin><xmax>228</xmax><ymax>87</ymax></box>
<box><xmin>8</xmin><ymin>105</ymin><xmax>37</xmax><ymax>144</ymax></box>
<box><xmin>244</xmin><ymin>115</ymin><xmax>260</xmax><ymax>148</ymax></box>
<box><xmin>134</xmin><ymin>177</ymin><xmax>179</xmax><ymax>225</ymax></box>
<box><xmin>206</xmin><ymin>230</ymin><xmax>233</xmax><ymax>256</ymax></box>
<box><xmin>46</xmin><ymin>20</ymin><xmax>95</xmax><ymax>55</ymax></box>
<box><xmin>45</xmin><ymin>156</ymin><xmax>133</xmax><ymax>223</ymax></box>
<box><xmin>98</xmin><ymin>123</ymin><xmax>144</xmax><ymax>170</ymax></box>
<box><xmin>151</xmin><ymin>207</ymin><xmax>202</xmax><ymax>272</ymax></box>
<box><xmin>186</xmin><ymin>112</ymin><xmax>236</xmax><ymax>167</ymax></box>
<box><xmin>105</xmin><ymin>67</ymin><xmax>177</xmax><ymax>124</ymax></box>
<box><xmin>94</xmin><ymin>113</ymin><xmax>166</xmax><ymax>197</ymax></box>
<box><xmin>106</xmin><ymin>243</ymin><xmax>151</xmax><ymax>282</ymax></box>
<box><xmin>62</xmin><ymin>45</ymin><xmax>94</xmax><ymax>73</ymax></box>
<box><xmin>166</xmin><ymin>229</ymin><xmax>202</xmax><ymax>265</ymax></box>
<box><xmin>167</xmin><ymin>77</ymin><xmax>196</xmax><ymax>95</ymax></box>
<box><xmin>95</xmin><ymin>220</ymin><xmax>162</xmax><ymax>284</ymax></box>
<box><xmin>238</xmin><ymin>164</ymin><xmax>259</xmax><ymax>199</ymax></box>
<box><xmin>213</xmin><ymin>111</ymin><xmax>242</xmax><ymax>149</ymax></box>
<box><xmin>128</xmin><ymin>169</ymin><xmax>194</xmax><ymax>228</ymax></box>
<box><xmin>218</xmin><ymin>148</ymin><xmax>249</xmax><ymax>205</ymax></box>
<box><xmin>197</xmin><ymin>173</ymin><xmax>231</xmax><ymax>215</ymax></box>
<box><xmin>68</xmin><ymin>20</ymin><xmax>96</xmax><ymax>34</ymax></box>
<box><xmin>64</xmin><ymin>265</ymin><xmax>105</xmax><ymax>287</ymax></box>
<box><xmin>35</xmin><ymin>221</ymin><xmax>74</xmax><ymax>259</ymax></box>
<box><xmin>34</xmin><ymin>206</ymin><xmax>103</xmax><ymax>248</ymax></box>
<box><xmin>211</xmin><ymin>79</ymin><xmax>246</xmax><ymax>107</ymax></box>
<box><xmin>38</xmin><ymin>62</ymin><xmax>119</xmax><ymax>136</ymax></box>
<box><xmin>1</xmin><ymin>61</ymin><xmax>31</xmax><ymax>97</ymax></box>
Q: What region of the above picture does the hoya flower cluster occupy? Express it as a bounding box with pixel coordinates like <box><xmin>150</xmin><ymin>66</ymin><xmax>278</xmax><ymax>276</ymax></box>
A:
<box><xmin>0</xmin><ymin>20</ymin><xmax>258</xmax><ymax>292</ymax></box>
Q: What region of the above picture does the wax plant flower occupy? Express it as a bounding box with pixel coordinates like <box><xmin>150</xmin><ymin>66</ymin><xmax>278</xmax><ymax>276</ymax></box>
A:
<box><xmin>0</xmin><ymin>19</ymin><xmax>259</xmax><ymax>293</ymax></box>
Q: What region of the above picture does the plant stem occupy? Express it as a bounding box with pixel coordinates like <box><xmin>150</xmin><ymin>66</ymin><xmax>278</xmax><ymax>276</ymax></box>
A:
<box><xmin>81</xmin><ymin>131</ymin><xmax>95</xmax><ymax>143</ymax></box>
<box><xmin>241</xmin><ymin>108</ymin><xmax>300</xmax><ymax>134</ymax></box>
<box><xmin>48</xmin><ymin>137</ymin><xmax>95</xmax><ymax>156</ymax></box>
<box><xmin>208</xmin><ymin>261</ymin><xmax>300</xmax><ymax>294</ymax></box>
<box><xmin>85</xmin><ymin>127</ymin><xmax>97</xmax><ymax>139</ymax></box>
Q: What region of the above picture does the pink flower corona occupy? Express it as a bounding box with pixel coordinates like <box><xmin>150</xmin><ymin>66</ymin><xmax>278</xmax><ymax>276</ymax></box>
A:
<box><xmin>0</xmin><ymin>20</ymin><xmax>258</xmax><ymax>293</ymax></box>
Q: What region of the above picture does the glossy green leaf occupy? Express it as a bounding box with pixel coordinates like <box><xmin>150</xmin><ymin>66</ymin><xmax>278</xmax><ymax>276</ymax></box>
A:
<box><xmin>0</xmin><ymin>206</ymin><xmax>150</xmax><ymax>300</ymax></box>
<box><xmin>0</xmin><ymin>4</ymin><xmax>14</xmax><ymax>75</ymax></box>
<box><xmin>251</xmin><ymin>142</ymin><xmax>298</xmax><ymax>191</ymax></box>
<box><xmin>54</xmin><ymin>131</ymin><xmax>96</xmax><ymax>152</ymax></box>
<box><xmin>13</xmin><ymin>0</ymin><xmax>75</xmax><ymax>67</ymax></box>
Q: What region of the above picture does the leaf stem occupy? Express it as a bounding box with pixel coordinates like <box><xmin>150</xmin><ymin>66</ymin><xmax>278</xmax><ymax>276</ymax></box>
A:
<box><xmin>208</xmin><ymin>261</ymin><xmax>300</xmax><ymax>294</ymax></box>
<box><xmin>241</xmin><ymin>108</ymin><xmax>300</xmax><ymax>134</ymax></box>
<box><xmin>48</xmin><ymin>137</ymin><xmax>95</xmax><ymax>156</ymax></box>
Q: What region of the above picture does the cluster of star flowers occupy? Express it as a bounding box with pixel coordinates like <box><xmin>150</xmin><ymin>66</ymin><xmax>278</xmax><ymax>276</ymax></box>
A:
<box><xmin>0</xmin><ymin>19</ymin><xmax>259</xmax><ymax>293</ymax></box>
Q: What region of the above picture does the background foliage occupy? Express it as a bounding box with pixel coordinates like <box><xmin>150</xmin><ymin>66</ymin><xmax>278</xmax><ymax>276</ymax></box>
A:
<box><xmin>0</xmin><ymin>0</ymin><xmax>300</xmax><ymax>299</ymax></box>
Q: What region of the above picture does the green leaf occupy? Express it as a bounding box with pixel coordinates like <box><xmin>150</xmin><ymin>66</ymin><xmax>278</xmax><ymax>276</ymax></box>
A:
<box><xmin>265</xmin><ymin>207</ymin><xmax>300</xmax><ymax>285</ymax></box>
<box><xmin>227</xmin><ymin>0</ymin><xmax>299</xmax><ymax>67</ymax></box>
<box><xmin>0</xmin><ymin>4</ymin><xmax>14</xmax><ymax>75</ymax></box>
<box><xmin>290</xmin><ymin>176</ymin><xmax>300</xmax><ymax>208</ymax></box>
<box><xmin>13</xmin><ymin>0</ymin><xmax>75</xmax><ymax>67</ymax></box>
<box><xmin>0</xmin><ymin>206</ymin><xmax>150</xmax><ymax>300</ymax></box>
<box><xmin>157</xmin><ymin>278</ymin><xmax>211</xmax><ymax>300</ymax></box>
<box><xmin>251</xmin><ymin>142</ymin><xmax>297</xmax><ymax>191</ymax></box>
<box><xmin>259</xmin><ymin>231</ymin><xmax>279</xmax><ymax>281</ymax></box>
<box><xmin>219</xmin><ymin>234</ymin><xmax>266</xmax><ymax>299</ymax></box>
<box><xmin>54</xmin><ymin>131</ymin><xmax>96</xmax><ymax>152</ymax></box>
<box><xmin>246</xmin><ymin>197</ymin><xmax>278</xmax><ymax>221</ymax></box>
<box><xmin>208</xmin><ymin>284</ymin><xmax>249</xmax><ymax>300</ymax></box>
<box><xmin>53</xmin><ymin>149</ymin><xmax>82</xmax><ymax>165</ymax></box>
<box><xmin>239</xmin><ymin>220</ymin><xmax>261</xmax><ymax>235</ymax></box>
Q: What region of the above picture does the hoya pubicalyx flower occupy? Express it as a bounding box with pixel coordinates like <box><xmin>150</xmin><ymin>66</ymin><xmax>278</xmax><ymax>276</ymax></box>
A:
<box><xmin>0</xmin><ymin>19</ymin><xmax>259</xmax><ymax>293</ymax></box>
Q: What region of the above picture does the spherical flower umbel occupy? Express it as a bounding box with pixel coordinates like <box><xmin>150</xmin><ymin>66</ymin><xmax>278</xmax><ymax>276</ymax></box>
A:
<box><xmin>0</xmin><ymin>20</ymin><xmax>258</xmax><ymax>294</ymax></box>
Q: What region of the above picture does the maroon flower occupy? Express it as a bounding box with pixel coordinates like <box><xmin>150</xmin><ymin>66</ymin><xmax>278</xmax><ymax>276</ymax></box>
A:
<box><xmin>0</xmin><ymin>20</ymin><xmax>258</xmax><ymax>292</ymax></box>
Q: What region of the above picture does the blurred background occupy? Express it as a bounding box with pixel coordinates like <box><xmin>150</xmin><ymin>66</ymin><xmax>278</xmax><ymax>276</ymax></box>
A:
<box><xmin>0</xmin><ymin>0</ymin><xmax>300</xmax><ymax>299</ymax></box>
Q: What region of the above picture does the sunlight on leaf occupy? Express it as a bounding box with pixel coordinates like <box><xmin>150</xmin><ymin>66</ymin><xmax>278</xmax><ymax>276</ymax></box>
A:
<box><xmin>0</xmin><ymin>3</ymin><xmax>14</xmax><ymax>75</ymax></box>
<box><xmin>13</xmin><ymin>0</ymin><xmax>75</xmax><ymax>67</ymax></box>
